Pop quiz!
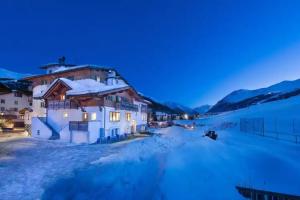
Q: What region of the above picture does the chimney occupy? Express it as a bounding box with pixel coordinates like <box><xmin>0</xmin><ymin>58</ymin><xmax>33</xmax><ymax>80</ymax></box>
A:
<box><xmin>58</xmin><ymin>56</ymin><xmax>66</xmax><ymax>65</ymax></box>
<box><xmin>107</xmin><ymin>70</ymin><xmax>117</xmax><ymax>85</ymax></box>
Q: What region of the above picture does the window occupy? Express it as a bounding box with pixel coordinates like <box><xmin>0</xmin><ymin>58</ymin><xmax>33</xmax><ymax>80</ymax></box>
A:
<box><xmin>40</xmin><ymin>102</ymin><xmax>45</xmax><ymax>108</ymax></box>
<box><xmin>14</xmin><ymin>100</ymin><xmax>18</xmax><ymax>105</ymax></box>
<box><xmin>67</xmin><ymin>76</ymin><xmax>74</xmax><ymax>81</ymax></box>
<box><xmin>1</xmin><ymin>99</ymin><xmax>5</xmax><ymax>104</ymax></box>
<box><xmin>142</xmin><ymin>113</ymin><xmax>147</xmax><ymax>121</ymax></box>
<box><xmin>106</xmin><ymin>95</ymin><xmax>116</xmax><ymax>102</ymax></box>
<box><xmin>13</xmin><ymin>108</ymin><xmax>18</xmax><ymax>112</ymax></box>
<box><xmin>0</xmin><ymin>107</ymin><xmax>5</xmax><ymax>111</ymax></box>
<box><xmin>109</xmin><ymin>112</ymin><xmax>120</xmax><ymax>122</ymax></box>
<box><xmin>116</xmin><ymin>96</ymin><xmax>121</xmax><ymax>103</ymax></box>
<box><xmin>14</xmin><ymin>92</ymin><xmax>22</xmax><ymax>97</ymax></box>
<box><xmin>63</xmin><ymin>112</ymin><xmax>68</xmax><ymax>118</ymax></box>
<box><xmin>91</xmin><ymin>112</ymin><xmax>97</xmax><ymax>121</ymax></box>
<box><xmin>60</xmin><ymin>95</ymin><xmax>65</xmax><ymax>101</ymax></box>
<box><xmin>82</xmin><ymin>112</ymin><xmax>88</xmax><ymax>121</ymax></box>
<box><xmin>41</xmin><ymin>80</ymin><xmax>48</xmax><ymax>85</ymax></box>
<box><xmin>126</xmin><ymin>113</ymin><xmax>131</xmax><ymax>121</ymax></box>
<box><xmin>96</xmin><ymin>76</ymin><xmax>101</xmax><ymax>82</ymax></box>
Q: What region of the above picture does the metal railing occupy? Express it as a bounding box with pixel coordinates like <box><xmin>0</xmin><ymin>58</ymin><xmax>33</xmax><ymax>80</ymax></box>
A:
<box><xmin>240</xmin><ymin>118</ymin><xmax>300</xmax><ymax>143</ymax></box>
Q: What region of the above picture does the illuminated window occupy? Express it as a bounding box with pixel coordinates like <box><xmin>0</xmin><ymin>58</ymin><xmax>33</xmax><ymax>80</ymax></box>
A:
<box><xmin>96</xmin><ymin>76</ymin><xmax>101</xmax><ymax>82</ymax></box>
<box><xmin>60</xmin><ymin>95</ymin><xmax>65</xmax><ymax>101</ymax></box>
<box><xmin>63</xmin><ymin>112</ymin><xmax>68</xmax><ymax>118</ymax></box>
<box><xmin>126</xmin><ymin>113</ymin><xmax>131</xmax><ymax>121</ymax></box>
<box><xmin>82</xmin><ymin>112</ymin><xmax>88</xmax><ymax>121</ymax></box>
<box><xmin>91</xmin><ymin>112</ymin><xmax>97</xmax><ymax>121</ymax></box>
<box><xmin>109</xmin><ymin>112</ymin><xmax>120</xmax><ymax>122</ymax></box>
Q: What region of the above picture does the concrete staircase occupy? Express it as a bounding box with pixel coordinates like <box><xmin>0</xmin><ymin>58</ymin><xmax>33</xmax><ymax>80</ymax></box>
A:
<box><xmin>38</xmin><ymin>117</ymin><xmax>60</xmax><ymax>140</ymax></box>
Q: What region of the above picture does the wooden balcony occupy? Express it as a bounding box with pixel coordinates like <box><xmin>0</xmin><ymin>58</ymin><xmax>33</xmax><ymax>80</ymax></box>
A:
<box><xmin>104</xmin><ymin>99</ymin><xmax>139</xmax><ymax>112</ymax></box>
<box><xmin>48</xmin><ymin>100</ymin><xmax>78</xmax><ymax>110</ymax></box>
<box><xmin>117</xmin><ymin>102</ymin><xmax>139</xmax><ymax>112</ymax></box>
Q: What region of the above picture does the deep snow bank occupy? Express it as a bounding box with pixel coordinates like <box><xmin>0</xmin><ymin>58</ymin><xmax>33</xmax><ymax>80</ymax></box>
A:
<box><xmin>43</xmin><ymin>126</ymin><xmax>300</xmax><ymax>200</ymax></box>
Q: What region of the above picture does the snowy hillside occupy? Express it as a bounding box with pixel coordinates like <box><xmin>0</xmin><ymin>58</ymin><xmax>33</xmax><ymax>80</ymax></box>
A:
<box><xmin>164</xmin><ymin>102</ymin><xmax>197</xmax><ymax>115</ymax></box>
<box><xmin>202</xmin><ymin>94</ymin><xmax>300</xmax><ymax>132</ymax></box>
<box><xmin>209</xmin><ymin>78</ymin><xmax>300</xmax><ymax>113</ymax></box>
<box><xmin>0</xmin><ymin>68</ymin><xmax>31</xmax><ymax>80</ymax></box>
<box><xmin>194</xmin><ymin>104</ymin><xmax>211</xmax><ymax>114</ymax></box>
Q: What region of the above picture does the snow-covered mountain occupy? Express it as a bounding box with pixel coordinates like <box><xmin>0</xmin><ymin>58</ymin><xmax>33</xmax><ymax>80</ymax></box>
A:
<box><xmin>0</xmin><ymin>68</ymin><xmax>31</xmax><ymax>80</ymax></box>
<box><xmin>194</xmin><ymin>105</ymin><xmax>211</xmax><ymax>114</ymax></box>
<box><xmin>209</xmin><ymin>78</ymin><xmax>300</xmax><ymax>113</ymax></box>
<box><xmin>164</xmin><ymin>102</ymin><xmax>197</xmax><ymax>115</ymax></box>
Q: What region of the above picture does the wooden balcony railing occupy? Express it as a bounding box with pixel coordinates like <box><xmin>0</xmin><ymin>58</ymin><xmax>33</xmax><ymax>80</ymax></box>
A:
<box><xmin>104</xmin><ymin>100</ymin><xmax>139</xmax><ymax>112</ymax></box>
<box><xmin>117</xmin><ymin>102</ymin><xmax>139</xmax><ymax>112</ymax></box>
<box><xmin>48</xmin><ymin>100</ymin><xmax>78</xmax><ymax>110</ymax></box>
<box><xmin>69</xmin><ymin>121</ymin><xmax>88</xmax><ymax>131</ymax></box>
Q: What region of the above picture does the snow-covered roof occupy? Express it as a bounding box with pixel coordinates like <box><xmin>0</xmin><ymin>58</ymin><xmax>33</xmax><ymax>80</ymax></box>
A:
<box><xmin>25</xmin><ymin>65</ymin><xmax>113</xmax><ymax>80</ymax></box>
<box><xmin>41</xmin><ymin>78</ymin><xmax>130</xmax><ymax>98</ymax></box>
<box><xmin>52</xmin><ymin>65</ymin><xmax>109</xmax><ymax>73</ymax></box>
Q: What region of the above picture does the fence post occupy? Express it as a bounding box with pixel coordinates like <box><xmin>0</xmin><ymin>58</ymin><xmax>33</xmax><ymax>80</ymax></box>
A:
<box><xmin>275</xmin><ymin>118</ymin><xmax>278</xmax><ymax>140</ymax></box>
<box><xmin>293</xmin><ymin>119</ymin><xmax>295</xmax><ymax>135</ymax></box>
<box><xmin>262</xmin><ymin>118</ymin><xmax>264</xmax><ymax>137</ymax></box>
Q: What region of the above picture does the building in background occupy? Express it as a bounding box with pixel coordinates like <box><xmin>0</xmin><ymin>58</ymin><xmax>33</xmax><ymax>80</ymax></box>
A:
<box><xmin>0</xmin><ymin>79</ymin><xmax>32</xmax><ymax>131</ymax></box>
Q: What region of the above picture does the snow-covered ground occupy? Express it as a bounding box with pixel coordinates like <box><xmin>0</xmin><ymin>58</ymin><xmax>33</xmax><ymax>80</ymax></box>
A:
<box><xmin>1</xmin><ymin>95</ymin><xmax>300</xmax><ymax>200</ymax></box>
<box><xmin>38</xmin><ymin>126</ymin><xmax>300</xmax><ymax>200</ymax></box>
<box><xmin>0</xmin><ymin>126</ymin><xmax>289</xmax><ymax>199</ymax></box>
<box><xmin>0</xmin><ymin>136</ymin><xmax>145</xmax><ymax>200</ymax></box>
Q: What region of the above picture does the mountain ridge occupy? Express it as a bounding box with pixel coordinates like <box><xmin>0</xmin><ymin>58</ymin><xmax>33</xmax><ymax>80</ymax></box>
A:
<box><xmin>209</xmin><ymin>78</ymin><xmax>300</xmax><ymax>113</ymax></box>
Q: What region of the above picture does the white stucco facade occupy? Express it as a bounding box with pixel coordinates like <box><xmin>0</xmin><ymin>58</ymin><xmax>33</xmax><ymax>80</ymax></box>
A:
<box><xmin>32</xmin><ymin>102</ymin><xmax>147</xmax><ymax>144</ymax></box>
<box><xmin>0</xmin><ymin>92</ymin><xmax>31</xmax><ymax>116</ymax></box>
<box><xmin>28</xmin><ymin>69</ymin><xmax>148</xmax><ymax>144</ymax></box>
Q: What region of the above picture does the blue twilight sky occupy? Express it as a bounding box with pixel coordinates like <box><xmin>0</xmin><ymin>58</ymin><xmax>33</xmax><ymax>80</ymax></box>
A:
<box><xmin>1</xmin><ymin>0</ymin><xmax>300</xmax><ymax>107</ymax></box>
